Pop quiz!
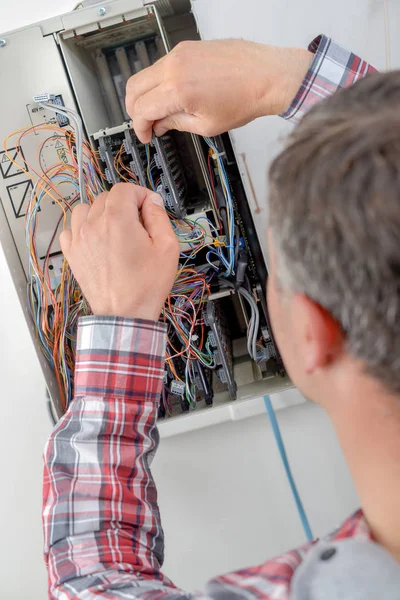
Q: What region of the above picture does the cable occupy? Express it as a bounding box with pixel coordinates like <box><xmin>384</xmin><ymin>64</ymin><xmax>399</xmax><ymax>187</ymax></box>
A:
<box><xmin>4</xmin><ymin>118</ymin><xmax>104</xmax><ymax>408</ymax></box>
<box><xmin>263</xmin><ymin>395</ymin><xmax>314</xmax><ymax>542</ymax></box>
<box><xmin>222</xmin><ymin>280</ymin><xmax>260</xmax><ymax>361</ymax></box>
<box><xmin>204</xmin><ymin>137</ymin><xmax>236</xmax><ymax>276</ymax></box>
<box><xmin>238</xmin><ymin>286</ymin><xmax>259</xmax><ymax>361</ymax></box>
<box><xmin>5</xmin><ymin>113</ymin><xmax>242</xmax><ymax>414</ymax></box>
<box><xmin>39</xmin><ymin>102</ymin><xmax>88</xmax><ymax>204</ymax></box>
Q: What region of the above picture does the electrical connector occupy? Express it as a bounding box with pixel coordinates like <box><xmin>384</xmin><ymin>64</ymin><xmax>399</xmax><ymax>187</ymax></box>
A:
<box><xmin>104</xmin><ymin>168</ymin><xmax>113</xmax><ymax>184</ymax></box>
<box><xmin>208</xmin><ymin>331</ymin><xmax>217</xmax><ymax>347</ymax></box>
<box><xmin>213</xmin><ymin>350</ymin><xmax>222</xmax><ymax>365</ymax></box>
<box><xmin>261</xmin><ymin>327</ymin><xmax>271</xmax><ymax>342</ymax></box>
<box><xmin>154</xmin><ymin>153</ymin><xmax>162</xmax><ymax>169</ymax></box>
<box><xmin>190</xmin><ymin>226</ymin><xmax>203</xmax><ymax>240</ymax></box>
<box><xmin>217</xmin><ymin>368</ymin><xmax>228</xmax><ymax>384</ymax></box>
<box><xmin>171</xmin><ymin>380</ymin><xmax>185</xmax><ymax>397</ymax></box>
<box><xmin>33</xmin><ymin>93</ymin><xmax>56</xmax><ymax>103</ymax></box>
<box><xmin>235</xmin><ymin>249</ymin><xmax>248</xmax><ymax>287</ymax></box>
<box><xmin>256</xmin><ymin>346</ymin><xmax>273</xmax><ymax>364</ymax></box>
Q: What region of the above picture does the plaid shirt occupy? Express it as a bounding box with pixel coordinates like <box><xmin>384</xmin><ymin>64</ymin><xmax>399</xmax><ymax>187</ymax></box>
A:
<box><xmin>43</xmin><ymin>35</ymin><xmax>377</xmax><ymax>599</ymax></box>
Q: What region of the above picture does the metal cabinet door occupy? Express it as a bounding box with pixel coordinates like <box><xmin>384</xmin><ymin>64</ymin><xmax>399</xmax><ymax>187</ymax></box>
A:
<box><xmin>0</xmin><ymin>25</ymin><xmax>77</xmax><ymax>416</ymax></box>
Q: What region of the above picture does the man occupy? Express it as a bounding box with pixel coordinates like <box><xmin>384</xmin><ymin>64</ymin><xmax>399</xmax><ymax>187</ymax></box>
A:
<box><xmin>43</xmin><ymin>35</ymin><xmax>400</xmax><ymax>599</ymax></box>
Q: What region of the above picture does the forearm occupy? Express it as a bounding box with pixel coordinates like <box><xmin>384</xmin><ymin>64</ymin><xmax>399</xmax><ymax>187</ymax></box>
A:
<box><xmin>43</xmin><ymin>316</ymin><xmax>174</xmax><ymax>597</ymax></box>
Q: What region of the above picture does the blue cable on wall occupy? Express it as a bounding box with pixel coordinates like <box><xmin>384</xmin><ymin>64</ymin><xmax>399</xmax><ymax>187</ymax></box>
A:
<box><xmin>263</xmin><ymin>395</ymin><xmax>314</xmax><ymax>542</ymax></box>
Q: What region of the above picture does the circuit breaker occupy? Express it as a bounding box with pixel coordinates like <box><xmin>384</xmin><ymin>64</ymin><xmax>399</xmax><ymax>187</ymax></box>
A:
<box><xmin>0</xmin><ymin>0</ymin><xmax>294</xmax><ymax>428</ymax></box>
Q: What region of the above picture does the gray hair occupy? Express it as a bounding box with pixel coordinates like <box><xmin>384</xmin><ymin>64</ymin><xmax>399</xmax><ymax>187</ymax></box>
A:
<box><xmin>269</xmin><ymin>71</ymin><xmax>400</xmax><ymax>391</ymax></box>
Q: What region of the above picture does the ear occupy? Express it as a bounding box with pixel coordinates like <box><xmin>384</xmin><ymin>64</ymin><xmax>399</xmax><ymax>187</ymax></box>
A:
<box><xmin>291</xmin><ymin>294</ymin><xmax>344</xmax><ymax>374</ymax></box>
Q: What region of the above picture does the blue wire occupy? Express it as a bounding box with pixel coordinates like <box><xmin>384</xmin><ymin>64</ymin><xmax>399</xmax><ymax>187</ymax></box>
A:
<box><xmin>263</xmin><ymin>395</ymin><xmax>314</xmax><ymax>542</ymax></box>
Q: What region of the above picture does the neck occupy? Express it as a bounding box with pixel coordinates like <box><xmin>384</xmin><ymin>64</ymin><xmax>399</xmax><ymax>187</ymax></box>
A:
<box><xmin>324</xmin><ymin>364</ymin><xmax>400</xmax><ymax>560</ymax></box>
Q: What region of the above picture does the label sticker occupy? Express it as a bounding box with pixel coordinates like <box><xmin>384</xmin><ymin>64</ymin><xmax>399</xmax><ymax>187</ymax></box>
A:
<box><xmin>0</xmin><ymin>147</ymin><xmax>28</xmax><ymax>179</ymax></box>
<box><xmin>7</xmin><ymin>179</ymin><xmax>35</xmax><ymax>218</ymax></box>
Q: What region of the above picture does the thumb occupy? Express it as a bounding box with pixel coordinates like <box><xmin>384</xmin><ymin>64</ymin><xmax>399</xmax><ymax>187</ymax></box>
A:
<box><xmin>141</xmin><ymin>192</ymin><xmax>175</xmax><ymax>242</ymax></box>
<box><xmin>60</xmin><ymin>229</ymin><xmax>72</xmax><ymax>258</ymax></box>
<box><xmin>153</xmin><ymin>112</ymin><xmax>200</xmax><ymax>137</ymax></box>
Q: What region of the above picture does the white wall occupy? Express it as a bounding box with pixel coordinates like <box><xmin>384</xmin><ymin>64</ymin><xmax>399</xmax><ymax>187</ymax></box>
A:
<box><xmin>0</xmin><ymin>0</ymin><xmax>396</xmax><ymax>597</ymax></box>
<box><xmin>154</xmin><ymin>403</ymin><xmax>358</xmax><ymax>590</ymax></box>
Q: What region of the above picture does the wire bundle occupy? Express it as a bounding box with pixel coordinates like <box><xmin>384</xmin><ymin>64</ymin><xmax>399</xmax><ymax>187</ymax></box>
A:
<box><xmin>203</xmin><ymin>137</ymin><xmax>236</xmax><ymax>276</ymax></box>
<box><xmin>163</xmin><ymin>267</ymin><xmax>216</xmax><ymax>408</ymax></box>
<box><xmin>4</xmin><ymin>112</ymin><xmax>106</xmax><ymax>409</ymax></box>
<box><xmin>4</xmin><ymin>101</ymin><xmax>260</xmax><ymax>414</ymax></box>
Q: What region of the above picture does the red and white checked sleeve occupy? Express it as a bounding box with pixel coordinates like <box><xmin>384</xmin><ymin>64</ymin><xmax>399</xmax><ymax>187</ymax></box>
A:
<box><xmin>280</xmin><ymin>34</ymin><xmax>377</xmax><ymax>124</ymax></box>
<box><xmin>42</xmin><ymin>316</ymin><xmax>180</xmax><ymax>599</ymax></box>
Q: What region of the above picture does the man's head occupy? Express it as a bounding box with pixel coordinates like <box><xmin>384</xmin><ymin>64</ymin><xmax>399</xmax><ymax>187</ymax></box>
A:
<box><xmin>267</xmin><ymin>71</ymin><xmax>400</xmax><ymax>403</ymax></box>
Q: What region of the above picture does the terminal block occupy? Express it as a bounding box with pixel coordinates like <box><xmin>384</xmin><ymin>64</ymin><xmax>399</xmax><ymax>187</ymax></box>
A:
<box><xmin>152</xmin><ymin>133</ymin><xmax>186</xmax><ymax>219</ymax></box>
<box><xmin>123</xmin><ymin>129</ymin><xmax>147</xmax><ymax>187</ymax></box>
<box><xmin>206</xmin><ymin>300</ymin><xmax>237</xmax><ymax>400</ymax></box>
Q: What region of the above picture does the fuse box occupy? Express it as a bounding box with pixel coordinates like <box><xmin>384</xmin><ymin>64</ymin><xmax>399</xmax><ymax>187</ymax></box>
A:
<box><xmin>0</xmin><ymin>0</ymin><xmax>296</xmax><ymax>433</ymax></box>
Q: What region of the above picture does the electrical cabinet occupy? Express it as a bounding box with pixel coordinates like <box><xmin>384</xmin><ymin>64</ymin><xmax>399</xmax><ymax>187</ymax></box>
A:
<box><xmin>0</xmin><ymin>0</ymin><xmax>301</xmax><ymax>437</ymax></box>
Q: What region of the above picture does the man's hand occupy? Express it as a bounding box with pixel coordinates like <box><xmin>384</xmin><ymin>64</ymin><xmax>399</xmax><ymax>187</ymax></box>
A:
<box><xmin>60</xmin><ymin>183</ymin><xmax>180</xmax><ymax>321</ymax></box>
<box><xmin>126</xmin><ymin>39</ymin><xmax>312</xmax><ymax>143</ymax></box>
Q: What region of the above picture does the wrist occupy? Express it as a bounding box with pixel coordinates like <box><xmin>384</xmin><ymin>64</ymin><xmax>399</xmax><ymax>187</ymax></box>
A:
<box><xmin>257</xmin><ymin>46</ymin><xmax>313</xmax><ymax>117</ymax></box>
<box><xmin>90</xmin><ymin>302</ymin><xmax>162</xmax><ymax>322</ymax></box>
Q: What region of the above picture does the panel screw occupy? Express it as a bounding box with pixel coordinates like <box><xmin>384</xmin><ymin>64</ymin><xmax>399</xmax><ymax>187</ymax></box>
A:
<box><xmin>0</xmin><ymin>39</ymin><xmax>7</xmax><ymax>48</ymax></box>
<box><xmin>97</xmin><ymin>7</ymin><xmax>107</xmax><ymax>16</ymax></box>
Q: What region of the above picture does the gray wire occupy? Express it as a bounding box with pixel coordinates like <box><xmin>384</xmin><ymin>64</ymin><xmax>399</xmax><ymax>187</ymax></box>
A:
<box><xmin>39</xmin><ymin>102</ymin><xmax>87</xmax><ymax>204</ymax></box>
<box><xmin>219</xmin><ymin>279</ymin><xmax>260</xmax><ymax>361</ymax></box>
<box><xmin>238</xmin><ymin>287</ymin><xmax>259</xmax><ymax>361</ymax></box>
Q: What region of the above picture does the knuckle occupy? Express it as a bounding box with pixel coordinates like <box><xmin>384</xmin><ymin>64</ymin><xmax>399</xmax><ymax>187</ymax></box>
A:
<box><xmin>72</xmin><ymin>203</ymin><xmax>85</xmax><ymax>217</ymax></box>
<box><xmin>107</xmin><ymin>182</ymin><xmax>132</xmax><ymax>207</ymax></box>
<box><xmin>126</xmin><ymin>75</ymin><xmax>134</xmax><ymax>92</ymax></box>
<box><xmin>166</xmin><ymin>233</ymin><xmax>180</xmax><ymax>256</ymax></box>
<box><xmin>111</xmin><ymin>182</ymin><xmax>128</xmax><ymax>195</ymax></box>
<box><xmin>59</xmin><ymin>231</ymin><xmax>70</xmax><ymax>252</ymax></box>
<box><xmin>79</xmin><ymin>220</ymin><xmax>93</xmax><ymax>241</ymax></box>
<box><xmin>133</xmin><ymin>95</ymin><xmax>146</xmax><ymax>116</ymax></box>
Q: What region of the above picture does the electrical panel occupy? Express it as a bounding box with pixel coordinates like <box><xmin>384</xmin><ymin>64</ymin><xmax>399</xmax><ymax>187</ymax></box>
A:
<box><xmin>0</xmin><ymin>0</ymin><xmax>292</xmax><ymax>425</ymax></box>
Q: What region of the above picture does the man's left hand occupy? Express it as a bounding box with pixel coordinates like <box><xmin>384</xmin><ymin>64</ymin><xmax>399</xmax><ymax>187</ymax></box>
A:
<box><xmin>60</xmin><ymin>183</ymin><xmax>180</xmax><ymax>321</ymax></box>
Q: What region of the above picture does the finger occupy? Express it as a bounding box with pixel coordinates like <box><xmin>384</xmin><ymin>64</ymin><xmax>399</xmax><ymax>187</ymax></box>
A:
<box><xmin>132</xmin><ymin>84</ymin><xmax>183</xmax><ymax>143</ymax></box>
<box><xmin>131</xmin><ymin>116</ymin><xmax>154</xmax><ymax>144</ymax></box>
<box><xmin>153</xmin><ymin>112</ymin><xmax>201</xmax><ymax>138</ymax></box>
<box><xmin>87</xmin><ymin>191</ymin><xmax>108</xmax><ymax>222</ymax></box>
<box><xmin>125</xmin><ymin>59</ymin><xmax>166</xmax><ymax>119</ymax></box>
<box><xmin>71</xmin><ymin>203</ymin><xmax>90</xmax><ymax>235</ymax></box>
<box><xmin>60</xmin><ymin>229</ymin><xmax>72</xmax><ymax>257</ymax></box>
<box><xmin>140</xmin><ymin>192</ymin><xmax>175</xmax><ymax>242</ymax></box>
<box><xmin>104</xmin><ymin>182</ymin><xmax>152</xmax><ymax>219</ymax></box>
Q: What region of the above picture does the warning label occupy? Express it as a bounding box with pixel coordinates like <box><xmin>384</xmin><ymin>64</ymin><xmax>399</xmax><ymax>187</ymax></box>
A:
<box><xmin>7</xmin><ymin>179</ymin><xmax>35</xmax><ymax>219</ymax></box>
<box><xmin>0</xmin><ymin>147</ymin><xmax>28</xmax><ymax>179</ymax></box>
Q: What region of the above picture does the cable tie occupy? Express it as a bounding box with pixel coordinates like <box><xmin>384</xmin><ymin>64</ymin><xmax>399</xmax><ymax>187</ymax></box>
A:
<box><xmin>212</xmin><ymin>151</ymin><xmax>225</xmax><ymax>160</ymax></box>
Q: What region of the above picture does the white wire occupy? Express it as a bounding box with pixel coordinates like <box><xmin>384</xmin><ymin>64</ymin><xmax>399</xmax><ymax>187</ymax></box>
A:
<box><xmin>238</xmin><ymin>287</ymin><xmax>260</xmax><ymax>361</ymax></box>
<box><xmin>39</xmin><ymin>102</ymin><xmax>87</xmax><ymax>204</ymax></box>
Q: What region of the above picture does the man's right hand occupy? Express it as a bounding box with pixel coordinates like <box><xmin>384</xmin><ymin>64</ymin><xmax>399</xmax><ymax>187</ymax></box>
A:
<box><xmin>60</xmin><ymin>184</ymin><xmax>180</xmax><ymax>322</ymax></box>
<box><xmin>126</xmin><ymin>39</ymin><xmax>312</xmax><ymax>144</ymax></box>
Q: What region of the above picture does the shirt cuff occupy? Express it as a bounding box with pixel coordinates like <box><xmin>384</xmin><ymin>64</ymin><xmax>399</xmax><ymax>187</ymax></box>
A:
<box><xmin>280</xmin><ymin>34</ymin><xmax>377</xmax><ymax>124</ymax></box>
<box><xmin>74</xmin><ymin>316</ymin><xmax>167</xmax><ymax>400</ymax></box>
